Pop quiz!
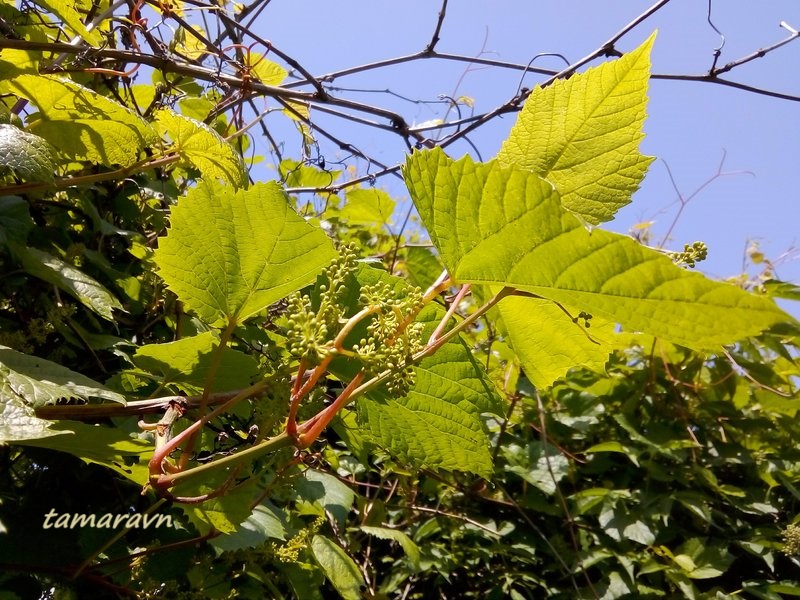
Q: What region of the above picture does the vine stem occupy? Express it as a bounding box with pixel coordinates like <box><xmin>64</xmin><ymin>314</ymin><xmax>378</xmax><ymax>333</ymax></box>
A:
<box><xmin>177</xmin><ymin>318</ymin><xmax>239</xmax><ymax>467</ymax></box>
<box><xmin>156</xmin><ymin>285</ymin><xmax>516</xmax><ymax>489</ymax></box>
<box><xmin>0</xmin><ymin>154</ymin><xmax>179</xmax><ymax>197</ymax></box>
<box><xmin>147</xmin><ymin>379</ymin><xmax>270</xmax><ymax>488</ymax></box>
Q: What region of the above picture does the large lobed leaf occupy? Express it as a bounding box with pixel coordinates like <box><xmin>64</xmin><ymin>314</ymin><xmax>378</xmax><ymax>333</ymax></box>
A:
<box><xmin>154</xmin><ymin>179</ymin><xmax>336</xmax><ymax>326</ymax></box>
<box><xmin>498</xmin><ymin>34</ymin><xmax>655</xmax><ymax>224</ymax></box>
<box><xmin>3</xmin><ymin>75</ymin><xmax>158</xmax><ymax>167</ymax></box>
<box><xmin>404</xmin><ymin>149</ymin><xmax>793</xmax><ymax>387</ymax></box>
<box><xmin>352</xmin><ymin>267</ymin><xmax>502</xmax><ymax>477</ymax></box>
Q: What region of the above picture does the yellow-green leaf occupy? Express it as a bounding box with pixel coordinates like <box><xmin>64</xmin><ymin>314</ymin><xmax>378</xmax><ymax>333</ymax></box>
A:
<box><xmin>404</xmin><ymin>150</ymin><xmax>793</xmax><ymax>383</ymax></box>
<box><xmin>154</xmin><ymin>179</ymin><xmax>336</xmax><ymax>326</ymax></box>
<box><xmin>4</xmin><ymin>75</ymin><xmax>158</xmax><ymax>167</ymax></box>
<box><xmin>33</xmin><ymin>0</ymin><xmax>101</xmax><ymax>44</ymax></box>
<box><xmin>497</xmin><ymin>34</ymin><xmax>656</xmax><ymax>224</ymax></box>
<box><xmin>155</xmin><ymin>109</ymin><xmax>247</xmax><ymax>187</ymax></box>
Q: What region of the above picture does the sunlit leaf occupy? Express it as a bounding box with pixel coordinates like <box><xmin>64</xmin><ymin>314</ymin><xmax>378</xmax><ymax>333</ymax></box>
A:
<box><xmin>0</xmin><ymin>395</ymin><xmax>70</xmax><ymax>443</ymax></box>
<box><xmin>0</xmin><ymin>345</ymin><xmax>125</xmax><ymax>409</ymax></box>
<box><xmin>4</xmin><ymin>75</ymin><xmax>158</xmax><ymax>167</ymax></box>
<box><xmin>32</xmin><ymin>0</ymin><xmax>101</xmax><ymax>44</ymax></box>
<box><xmin>497</xmin><ymin>34</ymin><xmax>655</xmax><ymax>224</ymax></box>
<box><xmin>155</xmin><ymin>109</ymin><xmax>247</xmax><ymax>187</ymax></box>
<box><xmin>351</xmin><ymin>267</ymin><xmax>501</xmax><ymax>477</ymax></box>
<box><xmin>340</xmin><ymin>188</ymin><xmax>395</xmax><ymax>225</ymax></box>
<box><xmin>133</xmin><ymin>331</ymin><xmax>259</xmax><ymax>393</ymax></box>
<box><xmin>154</xmin><ymin>179</ymin><xmax>336</xmax><ymax>326</ymax></box>
<box><xmin>14</xmin><ymin>420</ymin><xmax>151</xmax><ymax>484</ymax></box>
<box><xmin>404</xmin><ymin>150</ymin><xmax>792</xmax><ymax>362</ymax></box>
<box><xmin>360</xmin><ymin>525</ymin><xmax>420</xmax><ymax>570</ymax></box>
<box><xmin>311</xmin><ymin>535</ymin><xmax>364</xmax><ymax>600</ymax></box>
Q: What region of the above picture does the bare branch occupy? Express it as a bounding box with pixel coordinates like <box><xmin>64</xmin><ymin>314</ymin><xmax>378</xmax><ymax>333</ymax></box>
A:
<box><xmin>425</xmin><ymin>0</ymin><xmax>448</xmax><ymax>53</ymax></box>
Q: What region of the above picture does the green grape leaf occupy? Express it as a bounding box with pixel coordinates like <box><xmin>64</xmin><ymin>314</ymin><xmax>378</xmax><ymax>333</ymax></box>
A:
<box><xmin>154</xmin><ymin>179</ymin><xmax>336</xmax><ymax>327</ymax></box>
<box><xmin>280</xmin><ymin>158</ymin><xmax>341</xmax><ymax>189</ymax></box>
<box><xmin>360</xmin><ymin>525</ymin><xmax>420</xmax><ymax>570</ymax></box>
<box><xmin>250</xmin><ymin>52</ymin><xmax>288</xmax><ymax>86</ymax></box>
<box><xmin>33</xmin><ymin>0</ymin><xmax>101</xmax><ymax>44</ymax></box>
<box><xmin>497</xmin><ymin>34</ymin><xmax>655</xmax><ymax>224</ymax></box>
<box><xmin>155</xmin><ymin>110</ymin><xmax>247</xmax><ymax>187</ymax></box>
<box><xmin>404</xmin><ymin>150</ymin><xmax>792</xmax><ymax>357</ymax></box>
<box><xmin>350</xmin><ymin>267</ymin><xmax>500</xmax><ymax>476</ymax></box>
<box><xmin>211</xmin><ymin>501</ymin><xmax>289</xmax><ymax>551</ymax></box>
<box><xmin>132</xmin><ymin>332</ymin><xmax>259</xmax><ymax>393</ymax></box>
<box><xmin>295</xmin><ymin>469</ymin><xmax>356</xmax><ymax>528</ymax></box>
<box><xmin>404</xmin><ymin>245</ymin><xmax>443</xmax><ymax>291</ymax></box>
<box><xmin>311</xmin><ymin>535</ymin><xmax>365</xmax><ymax>600</ymax></box>
<box><xmin>0</xmin><ymin>48</ymin><xmax>39</xmax><ymax>78</ymax></box>
<box><xmin>0</xmin><ymin>345</ymin><xmax>126</xmax><ymax>408</ymax></box>
<box><xmin>495</xmin><ymin>295</ymin><xmax>618</xmax><ymax>389</ymax></box>
<box><xmin>340</xmin><ymin>188</ymin><xmax>395</xmax><ymax>225</ymax></box>
<box><xmin>0</xmin><ymin>195</ymin><xmax>33</xmax><ymax>246</ymax></box>
<box><xmin>182</xmin><ymin>481</ymin><xmax>255</xmax><ymax>535</ymax></box>
<box><xmin>0</xmin><ymin>395</ymin><xmax>70</xmax><ymax>443</ymax></box>
<box><xmin>14</xmin><ymin>420</ymin><xmax>151</xmax><ymax>484</ymax></box>
<box><xmin>4</xmin><ymin>75</ymin><xmax>158</xmax><ymax>167</ymax></box>
<box><xmin>0</xmin><ymin>124</ymin><xmax>55</xmax><ymax>183</ymax></box>
<box><xmin>11</xmin><ymin>244</ymin><xmax>124</xmax><ymax>321</ymax></box>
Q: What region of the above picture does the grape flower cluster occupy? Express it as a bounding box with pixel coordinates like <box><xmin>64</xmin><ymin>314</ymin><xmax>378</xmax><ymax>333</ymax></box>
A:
<box><xmin>285</xmin><ymin>244</ymin><xmax>426</xmax><ymax>397</ymax></box>
<box><xmin>352</xmin><ymin>281</ymin><xmax>425</xmax><ymax>396</ymax></box>
<box><xmin>669</xmin><ymin>241</ymin><xmax>708</xmax><ymax>268</ymax></box>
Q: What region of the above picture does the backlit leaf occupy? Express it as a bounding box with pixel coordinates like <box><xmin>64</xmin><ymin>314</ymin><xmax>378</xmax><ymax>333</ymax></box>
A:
<box><xmin>404</xmin><ymin>150</ymin><xmax>792</xmax><ymax>365</ymax></box>
<box><xmin>341</xmin><ymin>188</ymin><xmax>395</xmax><ymax>225</ymax></box>
<box><xmin>4</xmin><ymin>75</ymin><xmax>158</xmax><ymax>167</ymax></box>
<box><xmin>154</xmin><ymin>179</ymin><xmax>336</xmax><ymax>326</ymax></box>
<box><xmin>497</xmin><ymin>34</ymin><xmax>655</xmax><ymax>224</ymax></box>
<box><xmin>249</xmin><ymin>52</ymin><xmax>287</xmax><ymax>86</ymax></box>
<box><xmin>33</xmin><ymin>0</ymin><xmax>101</xmax><ymax>44</ymax></box>
<box><xmin>155</xmin><ymin>109</ymin><xmax>247</xmax><ymax>187</ymax></box>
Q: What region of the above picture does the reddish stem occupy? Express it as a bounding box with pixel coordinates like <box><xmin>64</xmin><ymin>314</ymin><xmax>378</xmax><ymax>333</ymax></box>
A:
<box><xmin>296</xmin><ymin>371</ymin><xmax>365</xmax><ymax>448</ymax></box>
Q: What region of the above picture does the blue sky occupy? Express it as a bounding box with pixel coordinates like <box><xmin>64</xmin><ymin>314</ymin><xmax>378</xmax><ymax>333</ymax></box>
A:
<box><xmin>248</xmin><ymin>1</ymin><xmax>799</xmax><ymax>302</ymax></box>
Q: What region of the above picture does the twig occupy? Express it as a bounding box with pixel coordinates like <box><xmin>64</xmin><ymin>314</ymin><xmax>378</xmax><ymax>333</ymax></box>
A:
<box><xmin>425</xmin><ymin>0</ymin><xmax>448</xmax><ymax>53</ymax></box>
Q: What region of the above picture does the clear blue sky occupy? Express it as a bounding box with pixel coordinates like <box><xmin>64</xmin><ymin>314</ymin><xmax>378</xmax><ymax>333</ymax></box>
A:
<box><xmin>249</xmin><ymin>1</ymin><xmax>799</xmax><ymax>303</ymax></box>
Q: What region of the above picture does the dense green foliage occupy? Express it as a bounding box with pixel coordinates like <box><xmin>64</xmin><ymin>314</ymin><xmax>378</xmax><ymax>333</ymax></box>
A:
<box><xmin>0</xmin><ymin>1</ymin><xmax>798</xmax><ymax>598</ymax></box>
